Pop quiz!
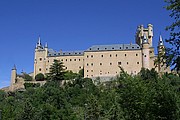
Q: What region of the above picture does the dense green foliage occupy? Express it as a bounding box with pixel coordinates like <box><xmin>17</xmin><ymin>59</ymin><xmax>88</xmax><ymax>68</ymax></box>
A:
<box><xmin>23</xmin><ymin>73</ymin><xmax>33</xmax><ymax>81</ymax></box>
<box><xmin>46</xmin><ymin>59</ymin><xmax>65</xmax><ymax>81</ymax></box>
<box><xmin>24</xmin><ymin>83</ymin><xmax>40</xmax><ymax>89</ymax></box>
<box><xmin>164</xmin><ymin>0</ymin><xmax>180</xmax><ymax>72</ymax></box>
<box><xmin>0</xmin><ymin>69</ymin><xmax>179</xmax><ymax>120</ymax></box>
<box><xmin>35</xmin><ymin>73</ymin><xmax>45</xmax><ymax>81</ymax></box>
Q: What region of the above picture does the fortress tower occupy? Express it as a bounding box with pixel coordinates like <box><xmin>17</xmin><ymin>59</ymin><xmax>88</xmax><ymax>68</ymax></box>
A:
<box><xmin>142</xmin><ymin>33</ymin><xmax>150</xmax><ymax>69</ymax></box>
<box><xmin>157</xmin><ymin>35</ymin><xmax>169</xmax><ymax>73</ymax></box>
<box><xmin>136</xmin><ymin>24</ymin><xmax>153</xmax><ymax>47</ymax></box>
<box><xmin>10</xmin><ymin>65</ymin><xmax>17</xmax><ymax>91</ymax></box>
<box><xmin>34</xmin><ymin>36</ymin><xmax>48</xmax><ymax>78</ymax></box>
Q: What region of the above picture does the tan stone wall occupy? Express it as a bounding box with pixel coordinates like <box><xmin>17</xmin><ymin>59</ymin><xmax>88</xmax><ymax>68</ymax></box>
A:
<box><xmin>46</xmin><ymin>55</ymin><xmax>84</xmax><ymax>73</ymax></box>
<box><xmin>34</xmin><ymin>49</ymin><xmax>47</xmax><ymax>77</ymax></box>
<box><xmin>84</xmin><ymin>50</ymin><xmax>142</xmax><ymax>78</ymax></box>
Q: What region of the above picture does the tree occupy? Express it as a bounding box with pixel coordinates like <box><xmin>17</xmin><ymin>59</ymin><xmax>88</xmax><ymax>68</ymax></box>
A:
<box><xmin>164</xmin><ymin>0</ymin><xmax>180</xmax><ymax>72</ymax></box>
<box><xmin>35</xmin><ymin>73</ymin><xmax>45</xmax><ymax>81</ymax></box>
<box><xmin>23</xmin><ymin>73</ymin><xmax>33</xmax><ymax>81</ymax></box>
<box><xmin>47</xmin><ymin>59</ymin><xmax>65</xmax><ymax>81</ymax></box>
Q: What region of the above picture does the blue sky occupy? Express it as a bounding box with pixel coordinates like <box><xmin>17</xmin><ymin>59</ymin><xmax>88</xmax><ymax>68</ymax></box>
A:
<box><xmin>0</xmin><ymin>0</ymin><xmax>172</xmax><ymax>88</ymax></box>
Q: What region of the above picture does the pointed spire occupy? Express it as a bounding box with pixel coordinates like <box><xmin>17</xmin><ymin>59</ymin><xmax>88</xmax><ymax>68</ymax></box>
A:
<box><xmin>38</xmin><ymin>36</ymin><xmax>41</xmax><ymax>47</ymax></box>
<box><xmin>45</xmin><ymin>42</ymin><xmax>48</xmax><ymax>48</ymax></box>
<box><xmin>12</xmin><ymin>64</ymin><xmax>16</xmax><ymax>70</ymax></box>
<box><xmin>159</xmin><ymin>35</ymin><xmax>164</xmax><ymax>46</ymax></box>
<box><xmin>143</xmin><ymin>33</ymin><xmax>148</xmax><ymax>43</ymax></box>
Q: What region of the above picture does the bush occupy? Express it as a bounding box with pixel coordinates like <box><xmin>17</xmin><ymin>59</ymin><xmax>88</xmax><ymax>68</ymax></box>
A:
<box><xmin>35</xmin><ymin>73</ymin><xmax>45</xmax><ymax>81</ymax></box>
<box><xmin>23</xmin><ymin>73</ymin><xmax>33</xmax><ymax>81</ymax></box>
<box><xmin>24</xmin><ymin>83</ymin><xmax>40</xmax><ymax>89</ymax></box>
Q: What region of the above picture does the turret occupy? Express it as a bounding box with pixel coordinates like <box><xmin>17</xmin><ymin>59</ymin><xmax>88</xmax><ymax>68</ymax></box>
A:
<box><xmin>34</xmin><ymin>37</ymin><xmax>48</xmax><ymax>78</ymax></box>
<box><xmin>10</xmin><ymin>65</ymin><xmax>17</xmax><ymax>91</ymax></box>
<box><xmin>135</xmin><ymin>24</ymin><xmax>153</xmax><ymax>47</ymax></box>
<box><xmin>142</xmin><ymin>33</ymin><xmax>150</xmax><ymax>69</ymax></box>
<box><xmin>157</xmin><ymin>35</ymin><xmax>166</xmax><ymax>73</ymax></box>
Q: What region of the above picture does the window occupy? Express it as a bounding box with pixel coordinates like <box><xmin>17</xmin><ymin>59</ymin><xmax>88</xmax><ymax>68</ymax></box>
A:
<box><xmin>137</xmin><ymin>62</ymin><xmax>139</xmax><ymax>64</ymax></box>
<box><xmin>70</xmin><ymin>59</ymin><xmax>72</xmax><ymax>61</ymax></box>
<box><xmin>110</xmin><ymin>63</ymin><xmax>112</xmax><ymax>65</ymax></box>
<box><xmin>120</xmin><ymin>47</ymin><xmax>121</xmax><ymax>49</ymax></box>
<box><xmin>89</xmin><ymin>48</ymin><xmax>91</xmax><ymax>50</ymax></box>
<box><xmin>116</xmin><ymin>54</ymin><xmax>117</xmax><ymax>57</ymax></box>
<box><xmin>144</xmin><ymin>55</ymin><xmax>147</xmax><ymax>57</ymax></box>
<box><xmin>39</xmin><ymin>68</ymin><xmax>41</xmax><ymax>71</ymax></box>
<box><xmin>112</xmin><ymin>47</ymin><xmax>114</xmax><ymax>49</ymax></box>
<box><xmin>132</xmin><ymin>47</ymin><xmax>134</xmax><ymax>49</ymax></box>
<box><xmin>61</xmin><ymin>59</ymin><xmax>63</xmax><ymax>61</ymax></box>
<box><xmin>91</xmin><ymin>70</ymin><xmax>93</xmax><ymax>72</ymax></box>
<box><xmin>101</xmin><ymin>55</ymin><xmax>103</xmax><ymax>57</ymax></box>
<box><xmin>74</xmin><ymin>59</ymin><xmax>76</xmax><ymax>61</ymax></box>
<box><xmin>66</xmin><ymin>59</ymin><xmax>67</xmax><ymax>61</ymax></box>
<box><xmin>110</xmin><ymin>54</ymin><xmax>112</xmax><ymax>57</ymax></box>
<box><xmin>79</xmin><ymin>66</ymin><xmax>81</xmax><ymax>69</ymax></box>
<box><xmin>91</xmin><ymin>55</ymin><xmax>93</xmax><ymax>58</ymax></box>
<box><xmin>39</xmin><ymin>58</ymin><xmax>42</xmax><ymax>61</ymax></box>
<box><xmin>125</xmin><ymin>54</ymin><xmax>127</xmax><ymax>56</ymax></box>
<box><xmin>100</xmin><ymin>63</ymin><xmax>102</xmax><ymax>65</ymax></box>
<box><xmin>136</xmin><ymin>54</ymin><xmax>138</xmax><ymax>56</ymax></box>
<box><xmin>48</xmin><ymin>60</ymin><xmax>49</xmax><ymax>63</ymax></box>
<box><xmin>105</xmin><ymin>48</ymin><xmax>107</xmax><ymax>50</ymax></box>
<box><xmin>65</xmin><ymin>67</ymin><xmax>67</xmax><ymax>69</ymax></box>
<box><xmin>118</xmin><ymin>62</ymin><xmax>121</xmax><ymax>65</ymax></box>
<box><xmin>87</xmin><ymin>70</ymin><xmax>89</xmax><ymax>72</ymax></box>
<box><xmin>79</xmin><ymin>59</ymin><xmax>81</xmax><ymax>61</ymax></box>
<box><xmin>87</xmin><ymin>55</ymin><xmax>89</xmax><ymax>58</ymax></box>
<box><xmin>97</xmin><ymin>48</ymin><xmax>99</xmax><ymax>50</ymax></box>
<box><xmin>126</xmin><ymin>47</ymin><xmax>128</xmax><ymax>49</ymax></box>
<box><xmin>87</xmin><ymin>63</ymin><xmax>89</xmax><ymax>66</ymax></box>
<box><xmin>91</xmin><ymin>63</ymin><xmax>93</xmax><ymax>66</ymax></box>
<box><xmin>127</xmin><ymin>62</ymin><xmax>129</xmax><ymax>65</ymax></box>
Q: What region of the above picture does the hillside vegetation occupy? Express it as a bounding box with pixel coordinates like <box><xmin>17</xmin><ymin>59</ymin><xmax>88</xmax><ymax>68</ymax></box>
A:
<box><xmin>0</xmin><ymin>66</ymin><xmax>179</xmax><ymax>120</ymax></box>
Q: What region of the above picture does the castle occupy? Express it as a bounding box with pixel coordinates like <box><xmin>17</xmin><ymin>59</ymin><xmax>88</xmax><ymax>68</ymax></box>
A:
<box><xmin>5</xmin><ymin>24</ymin><xmax>169</xmax><ymax>91</ymax></box>
<box><xmin>34</xmin><ymin>24</ymin><xmax>169</xmax><ymax>79</ymax></box>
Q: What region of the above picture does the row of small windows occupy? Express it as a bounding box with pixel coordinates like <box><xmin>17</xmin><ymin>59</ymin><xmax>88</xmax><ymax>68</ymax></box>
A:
<box><xmin>39</xmin><ymin>66</ymin><xmax>82</xmax><ymax>72</ymax></box>
<box><xmin>89</xmin><ymin>46</ymin><xmax>140</xmax><ymax>51</ymax></box>
<box><xmin>87</xmin><ymin>61</ymin><xmax>140</xmax><ymax>66</ymax></box>
<box><xmin>38</xmin><ymin>53</ymin><xmax>139</xmax><ymax>62</ymax></box>
<box><xmin>87</xmin><ymin>53</ymin><xmax>138</xmax><ymax>58</ymax></box>
<box><xmin>49</xmin><ymin>52</ymin><xmax>83</xmax><ymax>56</ymax></box>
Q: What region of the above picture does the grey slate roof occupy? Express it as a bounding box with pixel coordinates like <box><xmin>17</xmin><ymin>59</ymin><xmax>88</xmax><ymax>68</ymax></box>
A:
<box><xmin>48</xmin><ymin>49</ymin><xmax>84</xmax><ymax>57</ymax></box>
<box><xmin>47</xmin><ymin>44</ymin><xmax>141</xmax><ymax>56</ymax></box>
<box><xmin>86</xmin><ymin>44</ymin><xmax>141</xmax><ymax>51</ymax></box>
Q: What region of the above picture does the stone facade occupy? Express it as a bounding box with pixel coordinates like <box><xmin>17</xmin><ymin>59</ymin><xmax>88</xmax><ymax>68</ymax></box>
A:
<box><xmin>33</xmin><ymin>24</ymin><xmax>169</xmax><ymax>79</ymax></box>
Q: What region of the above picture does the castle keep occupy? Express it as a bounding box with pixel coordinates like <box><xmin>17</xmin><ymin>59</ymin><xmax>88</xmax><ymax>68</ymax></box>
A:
<box><xmin>34</xmin><ymin>24</ymin><xmax>169</xmax><ymax>79</ymax></box>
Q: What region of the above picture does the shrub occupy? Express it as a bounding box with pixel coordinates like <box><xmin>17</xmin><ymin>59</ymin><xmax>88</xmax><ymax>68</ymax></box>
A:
<box><xmin>35</xmin><ymin>73</ymin><xmax>45</xmax><ymax>81</ymax></box>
